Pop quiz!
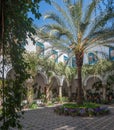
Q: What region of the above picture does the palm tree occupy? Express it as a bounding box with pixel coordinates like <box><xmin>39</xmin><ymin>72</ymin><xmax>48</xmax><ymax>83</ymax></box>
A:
<box><xmin>37</xmin><ymin>0</ymin><xmax>114</xmax><ymax>105</ymax></box>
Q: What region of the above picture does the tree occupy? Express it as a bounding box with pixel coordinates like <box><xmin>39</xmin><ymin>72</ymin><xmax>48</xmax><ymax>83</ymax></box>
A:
<box><xmin>37</xmin><ymin>0</ymin><xmax>114</xmax><ymax>105</ymax></box>
<box><xmin>82</xmin><ymin>59</ymin><xmax>113</xmax><ymax>76</ymax></box>
<box><xmin>24</xmin><ymin>52</ymin><xmax>39</xmax><ymax>77</ymax></box>
<box><xmin>0</xmin><ymin>0</ymin><xmax>50</xmax><ymax>129</ymax></box>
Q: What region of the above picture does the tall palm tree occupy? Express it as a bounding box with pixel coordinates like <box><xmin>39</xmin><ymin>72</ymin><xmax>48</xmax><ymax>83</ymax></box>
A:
<box><xmin>37</xmin><ymin>0</ymin><xmax>114</xmax><ymax>105</ymax></box>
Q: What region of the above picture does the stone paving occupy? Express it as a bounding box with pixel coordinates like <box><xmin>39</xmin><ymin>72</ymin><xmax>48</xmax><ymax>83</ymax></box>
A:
<box><xmin>9</xmin><ymin>104</ymin><xmax>114</xmax><ymax>130</ymax></box>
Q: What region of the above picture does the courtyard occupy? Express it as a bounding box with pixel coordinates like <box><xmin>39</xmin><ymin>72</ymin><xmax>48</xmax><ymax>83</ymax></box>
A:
<box><xmin>9</xmin><ymin>104</ymin><xmax>114</xmax><ymax>130</ymax></box>
<box><xmin>1</xmin><ymin>0</ymin><xmax>114</xmax><ymax>129</ymax></box>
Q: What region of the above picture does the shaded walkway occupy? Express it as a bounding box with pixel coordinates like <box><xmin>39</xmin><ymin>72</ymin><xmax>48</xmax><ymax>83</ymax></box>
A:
<box><xmin>11</xmin><ymin>104</ymin><xmax>114</xmax><ymax>130</ymax></box>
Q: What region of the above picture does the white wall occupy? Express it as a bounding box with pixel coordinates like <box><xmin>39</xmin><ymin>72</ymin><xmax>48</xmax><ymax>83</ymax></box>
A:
<box><xmin>25</xmin><ymin>37</ymin><xmax>110</xmax><ymax>65</ymax></box>
<box><xmin>25</xmin><ymin>38</ymin><xmax>36</xmax><ymax>52</ymax></box>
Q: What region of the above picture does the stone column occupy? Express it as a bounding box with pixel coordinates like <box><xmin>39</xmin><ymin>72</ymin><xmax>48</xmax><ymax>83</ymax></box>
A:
<box><xmin>58</xmin><ymin>75</ymin><xmax>65</xmax><ymax>102</ymax></box>
<box><xmin>59</xmin><ymin>85</ymin><xmax>62</xmax><ymax>102</ymax></box>
<box><xmin>68</xmin><ymin>85</ymin><xmax>71</xmax><ymax>98</ymax></box>
<box><xmin>83</xmin><ymin>86</ymin><xmax>87</xmax><ymax>100</ymax></box>
<box><xmin>26</xmin><ymin>77</ymin><xmax>34</xmax><ymax>104</ymax></box>
<box><xmin>102</xmin><ymin>81</ymin><xmax>107</xmax><ymax>101</ymax></box>
<box><xmin>102</xmin><ymin>85</ymin><xmax>106</xmax><ymax>100</ymax></box>
<box><xmin>45</xmin><ymin>84</ymin><xmax>50</xmax><ymax>102</ymax></box>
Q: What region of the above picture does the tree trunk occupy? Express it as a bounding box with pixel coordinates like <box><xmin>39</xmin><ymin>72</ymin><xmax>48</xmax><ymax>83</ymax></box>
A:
<box><xmin>75</xmin><ymin>52</ymin><xmax>84</xmax><ymax>105</ymax></box>
<box><xmin>46</xmin><ymin>85</ymin><xmax>50</xmax><ymax>102</ymax></box>
<box><xmin>77</xmin><ymin>66</ymin><xmax>83</xmax><ymax>105</ymax></box>
<box><xmin>59</xmin><ymin>85</ymin><xmax>62</xmax><ymax>102</ymax></box>
<box><xmin>68</xmin><ymin>85</ymin><xmax>71</xmax><ymax>99</ymax></box>
<box><xmin>46</xmin><ymin>84</ymin><xmax>52</xmax><ymax>103</ymax></box>
<box><xmin>102</xmin><ymin>85</ymin><xmax>106</xmax><ymax>100</ymax></box>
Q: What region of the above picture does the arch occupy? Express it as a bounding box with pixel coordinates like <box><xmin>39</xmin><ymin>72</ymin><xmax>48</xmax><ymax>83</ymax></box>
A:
<box><xmin>6</xmin><ymin>68</ymin><xmax>16</xmax><ymax>80</ymax></box>
<box><xmin>33</xmin><ymin>71</ymin><xmax>48</xmax><ymax>99</ymax></box>
<box><xmin>63</xmin><ymin>78</ymin><xmax>69</xmax><ymax>87</ymax></box>
<box><xmin>62</xmin><ymin>79</ymin><xmax>69</xmax><ymax>96</ymax></box>
<box><xmin>83</xmin><ymin>75</ymin><xmax>103</xmax><ymax>87</ymax></box>
<box><xmin>84</xmin><ymin>75</ymin><xmax>103</xmax><ymax>95</ymax></box>
<box><xmin>50</xmin><ymin>75</ymin><xmax>60</xmax><ymax>86</ymax></box>
<box><xmin>49</xmin><ymin>75</ymin><xmax>60</xmax><ymax>98</ymax></box>
<box><xmin>0</xmin><ymin>64</ymin><xmax>12</xmax><ymax>79</ymax></box>
<box><xmin>34</xmin><ymin>71</ymin><xmax>48</xmax><ymax>85</ymax></box>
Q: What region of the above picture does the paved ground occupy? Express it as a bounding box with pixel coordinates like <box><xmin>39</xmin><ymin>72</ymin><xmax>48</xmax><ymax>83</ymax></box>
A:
<box><xmin>9</xmin><ymin>104</ymin><xmax>114</xmax><ymax>130</ymax></box>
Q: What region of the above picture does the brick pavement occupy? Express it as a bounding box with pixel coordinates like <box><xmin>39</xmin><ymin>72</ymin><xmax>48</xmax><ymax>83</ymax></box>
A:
<box><xmin>2</xmin><ymin>105</ymin><xmax>114</xmax><ymax>130</ymax></box>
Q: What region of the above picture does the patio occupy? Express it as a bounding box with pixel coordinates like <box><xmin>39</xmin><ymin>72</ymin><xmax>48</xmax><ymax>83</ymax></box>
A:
<box><xmin>10</xmin><ymin>104</ymin><xmax>114</xmax><ymax>130</ymax></box>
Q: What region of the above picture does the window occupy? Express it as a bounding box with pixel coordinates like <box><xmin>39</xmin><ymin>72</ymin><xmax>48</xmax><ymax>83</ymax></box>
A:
<box><xmin>51</xmin><ymin>50</ymin><xmax>58</xmax><ymax>63</ymax></box>
<box><xmin>63</xmin><ymin>55</ymin><xmax>68</xmax><ymax>64</ymax></box>
<box><xmin>36</xmin><ymin>42</ymin><xmax>44</xmax><ymax>57</ymax></box>
<box><xmin>109</xmin><ymin>47</ymin><xmax>114</xmax><ymax>61</ymax></box>
<box><xmin>72</xmin><ymin>57</ymin><xmax>76</xmax><ymax>67</ymax></box>
<box><xmin>88</xmin><ymin>52</ymin><xmax>97</xmax><ymax>65</ymax></box>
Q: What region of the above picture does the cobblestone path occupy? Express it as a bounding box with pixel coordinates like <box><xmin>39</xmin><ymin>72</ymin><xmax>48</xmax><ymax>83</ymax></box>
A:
<box><xmin>1</xmin><ymin>105</ymin><xmax>114</xmax><ymax>130</ymax></box>
<box><xmin>13</xmin><ymin>105</ymin><xmax>114</xmax><ymax>130</ymax></box>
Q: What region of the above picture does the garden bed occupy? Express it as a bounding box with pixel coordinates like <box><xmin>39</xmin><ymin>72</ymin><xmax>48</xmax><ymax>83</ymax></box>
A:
<box><xmin>54</xmin><ymin>102</ymin><xmax>110</xmax><ymax>117</ymax></box>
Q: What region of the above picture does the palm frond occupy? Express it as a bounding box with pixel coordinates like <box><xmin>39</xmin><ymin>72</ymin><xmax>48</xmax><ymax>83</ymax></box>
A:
<box><xmin>68</xmin><ymin>0</ymin><xmax>83</xmax><ymax>32</ymax></box>
<box><xmin>44</xmin><ymin>12</ymin><xmax>66</xmax><ymax>27</ymax></box>
<box><xmin>83</xmin><ymin>0</ymin><xmax>101</xmax><ymax>23</ymax></box>
<box><xmin>82</xmin><ymin>25</ymin><xmax>114</xmax><ymax>46</ymax></box>
<box><xmin>63</xmin><ymin>0</ymin><xmax>72</xmax><ymax>6</ymax></box>
<box><xmin>51</xmin><ymin>0</ymin><xmax>77</xmax><ymax>39</ymax></box>
<box><xmin>86</xmin><ymin>9</ymin><xmax>114</xmax><ymax>38</ymax></box>
<box><xmin>85</xmin><ymin>38</ymin><xmax>114</xmax><ymax>52</ymax></box>
<box><xmin>84</xmin><ymin>32</ymin><xmax>114</xmax><ymax>49</ymax></box>
<box><xmin>43</xmin><ymin>24</ymin><xmax>73</xmax><ymax>41</ymax></box>
<box><xmin>104</xmin><ymin>44</ymin><xmax>114</xmax><ymax>48</ymax></box>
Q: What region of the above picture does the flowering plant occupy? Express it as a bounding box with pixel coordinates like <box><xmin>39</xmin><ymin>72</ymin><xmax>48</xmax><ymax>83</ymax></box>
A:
<box><xmin>54</xmin><ymin>103</ymin><xmax>110</xmax><ymax>117</ymax></box>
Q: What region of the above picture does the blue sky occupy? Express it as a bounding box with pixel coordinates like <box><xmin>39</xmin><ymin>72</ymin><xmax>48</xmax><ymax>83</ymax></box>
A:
<box><xmin>28</xmin><ymin>0</ymin><xmax>91</xmax><ymax>27</ymax></box>
<box><xmin>28</xmin><ymin>0</ymin><xmax>110</xmax><ymax>27</ymax></box>
<box><xmin>28</xmin><ymin>1</ymin><xmax>54</xmax><ymax>27</ymax></box>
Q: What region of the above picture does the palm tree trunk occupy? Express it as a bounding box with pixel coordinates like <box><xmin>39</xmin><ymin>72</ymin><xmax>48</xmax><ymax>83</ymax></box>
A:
<box><xmin>77</xmin><ymin>65</ymin><xmax>83</xmax><ymax>105</ymax></box>
<box><xmin>75</xmin><ymin>52</ymin><xmax>84</xmax><ymax>105</ymax></box>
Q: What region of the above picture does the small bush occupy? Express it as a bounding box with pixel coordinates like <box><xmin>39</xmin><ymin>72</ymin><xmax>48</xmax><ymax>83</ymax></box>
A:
<box><xmin>61</xmin><ymin>97</ymin><xmax>69</xmax><ymax>102</ymax></box>
<box><xmin>29</xmin><ymin>102</ymin><xmax>38</xmax><ymax>109</ymax></box>
<box><xmin>52</xmin><ymin>97</ymin><xmax>60</xmax><ymax>103</ymax></box>
<box><xmin>54</xmin><ymin>102</ymin><xmax>110</xmax><ymax>117</ymax></box>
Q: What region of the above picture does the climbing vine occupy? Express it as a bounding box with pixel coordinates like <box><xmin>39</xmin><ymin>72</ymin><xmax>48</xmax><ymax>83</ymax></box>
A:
<box><xmin>0</xmin><ymin>0</ymin><xmax>50</xmax><ymax>129</ymax></box>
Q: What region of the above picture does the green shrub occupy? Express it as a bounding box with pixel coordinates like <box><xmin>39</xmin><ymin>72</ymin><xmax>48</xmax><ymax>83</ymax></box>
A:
<box><xmin>52</xmin><ymin>97</ymin><xmax>60</xmax><ymax>103</ymax></box>
<box><xmin>63</xmin><ymin>102</ymin><xmax>100</xmax><ymax>109</ymax></box>
<box><xmin>54</xmin><ymin>102</ymin><xmax>110</xmax><ymax>117</ymax></box>
<box><xmin>61</xmin><ymin>97</ymin><xmax>69</xmax><ymax>102</ymax></box>
<box><xmin>29</xmin><ymin>102</ymin><xmax>38</xmax><ymax>109</ymax></box>
<box><xmin>83</xmin><ymin>102</ymin><xmax>100</xmax><ymax>108</ymax></box>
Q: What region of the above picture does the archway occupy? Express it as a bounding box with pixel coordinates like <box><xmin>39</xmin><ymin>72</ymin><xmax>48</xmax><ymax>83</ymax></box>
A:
<box><xmin>83</xmin><ymin>75</ymin><xmax>103</xmax><ymax>87</ymax></box>
<box><xmin>62</xmin><ymin>79</ymin><xmax>69</xmax><ymax>97</ymax></box>
<box><xmin>50</xmin><ymin>76</ymin><xmax>60</xmax><ymax>99</ymax></box>
<box><xmin>33</xmin><ymin>72</ymin><xmax>48</xmax><ymax>99</ymax></box>
<box><xmin>83</xmin><ymin>75</ymin><xmax>103</xmax><ymax>102</ymax></box>
<box><xmin>86</xmin><ymin>77</ymin><xmax>102</xmax><ymax>93</ymax></box>
<box><xmin>6</xmin><ymin>68</ymin><xmax>16</xmax><ymax>80</ymax></box>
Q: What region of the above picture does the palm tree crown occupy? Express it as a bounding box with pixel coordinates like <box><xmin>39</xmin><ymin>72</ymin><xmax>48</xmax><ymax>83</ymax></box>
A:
<box><xmin>37</xmin><ymin>0</ymin><xmax>114</xmax><ymax>104</ymax></box>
